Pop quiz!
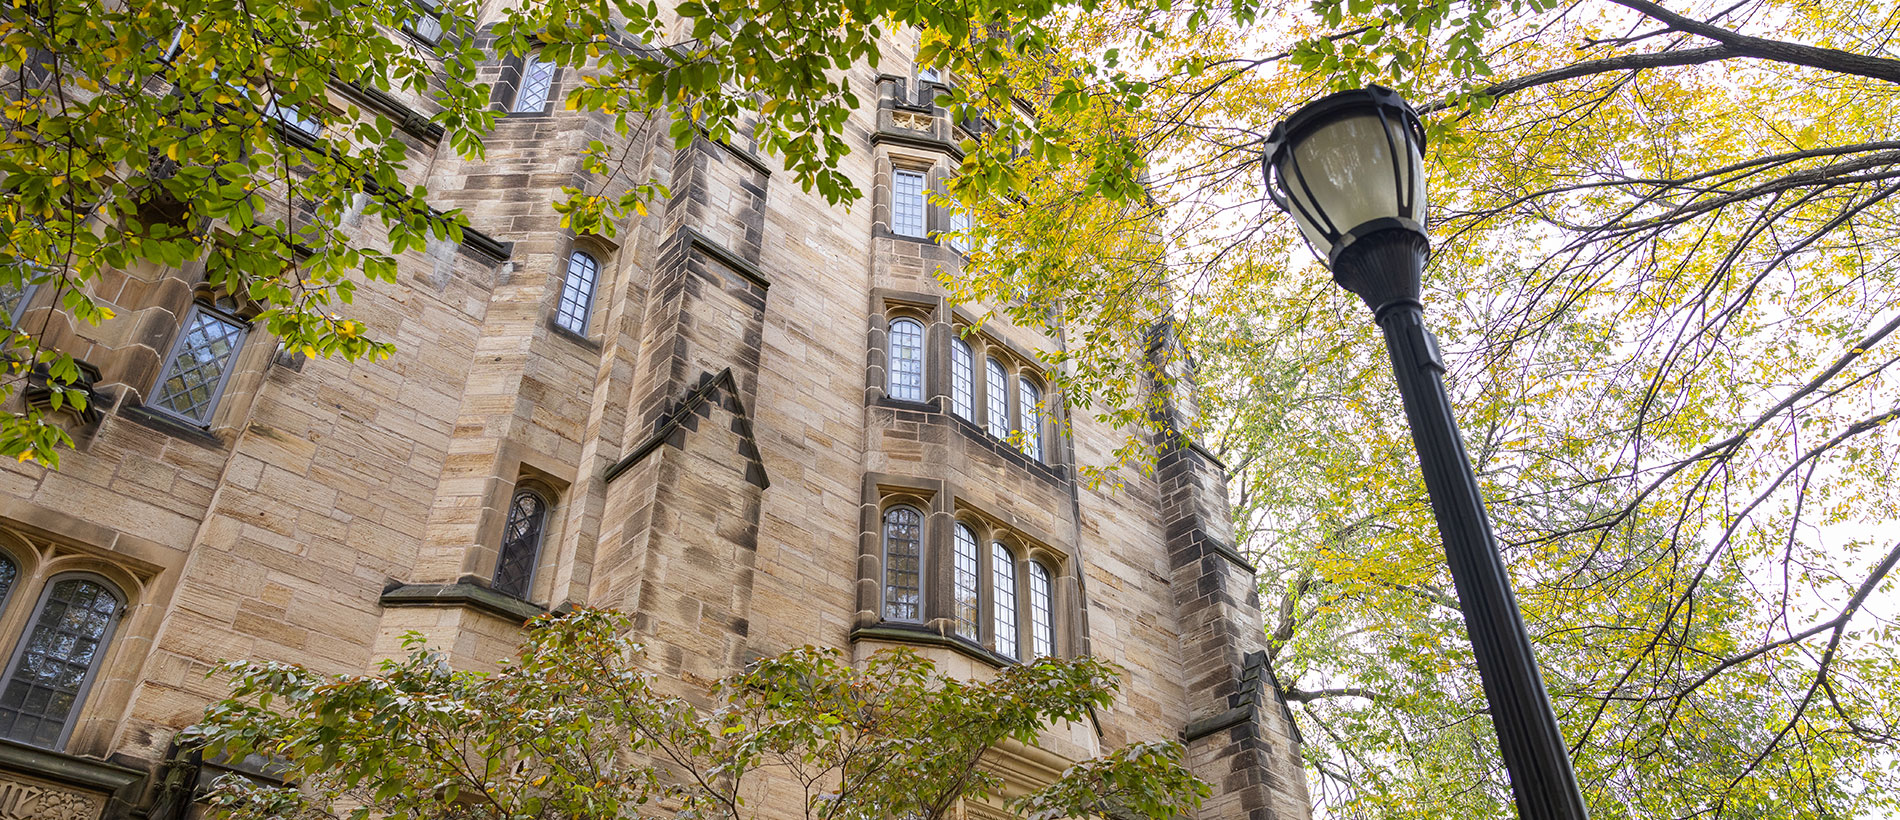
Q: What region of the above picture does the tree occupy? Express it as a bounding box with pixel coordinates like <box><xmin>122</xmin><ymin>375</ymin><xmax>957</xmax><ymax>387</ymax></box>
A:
<box><xmin>947</xmin><ymin>0</ymin><xmax>1900</xmax><ymax>815</ymax></box>
<box><xmin>187</xmin><ymin>608</ymin><xmax>1209</xmax><ymax>820</ymax></box>
<box><xmin>0</xmin><ymin>0</ymin><xmax>1150</xmax><ymax>464</ymax></box>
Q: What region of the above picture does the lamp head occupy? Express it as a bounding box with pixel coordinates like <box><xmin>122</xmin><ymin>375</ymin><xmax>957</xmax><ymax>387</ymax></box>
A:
<box><xmin>1262</xmin><ymin>85</ymin><xmax>1429</xmax><ymax>269</ymax></box>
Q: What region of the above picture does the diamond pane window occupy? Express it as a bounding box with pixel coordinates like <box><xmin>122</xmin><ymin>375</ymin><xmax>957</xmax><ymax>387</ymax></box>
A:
<box><xmin>991</xmin><ymin>543</ymin><xmax>1018</xmax><ymax>658</ymax></box>
<box><xmin>952</xmin><ymin>524</ymin><xmax>980</xmax><ymax>639</ymax></box>
<box><xmin>494</xmin><ymin>489</ymin><xmax>546</xmax><ymax>599</ymax></box>
<box><xmin>892</xmin><ymin>169</ymin><xmax>926</xmax><ymax>238</ymax></box>
<box><xmin>1019</xmin><ymin>378</ymin><xmax>1042</xmax><ymax>461</ymax></box>
<box><xmin>264</xmin><ymin>98</ymin><xmax>321</xmax><ymax>137</ymax></box>
<box><xmin>0</xmin><ymin>576</ymin><xmax>122</xmax><ymax>749</ymax></box>
<box><xmin>986</xmin><ymin>357</ymin><xmax>1010</xmax><ymax>439</ymax></box>
<box><xmin>1029</xmin><ymin>561</ymin><xmax>1054</xmax><ymax>657</ymax></box>
<box><xmin>555</xmin><ymin>250</ymin><xmax>599</xmax><ymax>334</ymax></box>
<box><xmin>888</xmin><ymin>318</ymin><xmax>924</xmax><ymax>402</ymax></box>
<box><xmin>950</xmin><ymin>338</ymin><xmax>974</xmax><ymax>420</ymax></box>
<box><xmin>153</xmin><ymin>304</ymin><xmax>247</xmax><ymax>425</ymax></box>
<box><xmin>883</xmin><ymin>506</ymin><xmax>923</xmax><ymax>622</ymax></box>
<box><xmin>514</xmin><ymin>55</ymin><xmax>556</xmax><ymax>113</ymax></box>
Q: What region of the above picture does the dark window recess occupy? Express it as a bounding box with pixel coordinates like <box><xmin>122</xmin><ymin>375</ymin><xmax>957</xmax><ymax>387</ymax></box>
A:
<box><xmin>493</xmin><ymin>489</ymin><xmax>546</xmax><ymax>599</ymax></box>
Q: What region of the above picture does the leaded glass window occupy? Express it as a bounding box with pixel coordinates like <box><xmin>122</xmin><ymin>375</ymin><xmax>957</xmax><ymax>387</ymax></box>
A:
<box><xmin>888</xmin><ymin>318</ymin><xmax>924</xmax><ymax>402</ymax></box>
<box><xmin>153</xmin><ymin>303</ymin><xmax>248</xmax><ymax>424</ymax></box>
<box><xmin>991</xmin><ymin>543</ymin><xmax>1018</xmax><ymax>658</ymax></box>
<box><xmin>0</xmin><ymin>554</ymin><xmax>15</xmax><ymax>611</ymax></box>
<box><xmin>985</xmin><ymin>357</ymin><xmax>1010</xmax><ymax>439</ymax></box>
<box><xmin>409</xmin><ymin>0</ymin><xmax>444</xmax><ymax>43</ymax></box>
<box><xmin>514</xmin><ymin>55</ymin><xmax>556</xmax><ymax>113</ymax></box>
<box><xmin>494</xmin><ymin>489</ymin><xmax>546</xmax><ymax>599</ymax></box>
<box><xmin>950</xmin><ymin>338</ymin><xmax>974</xmax><ymax>420</ymax></box>
<box><xmin>1029</xmin><ymin>561</ymin><xmax>1054</xmax><ymax>658</ymax></box>
<box><xmin>883</xmin><ymin>507</ymin><xmax>923</xmax><ymax>622</ymax></box>
<box><xmin>265</xmin><ymin>97</ymin><xmax>322</xmax><ymax>137</ymax></box>
<box><xmin>892</xmin><ymin>169</ymin><xmax>926</xmax><ymax>237</ymax></box>
<box><xmin>1019</xmin><ymin>378</ymin><xmax>1042</xmax><ymax>461</ymax></box>
<box><xmin>0</xmin><ymin>576</ymin><xmax>122</xmax><ymax>749</ymax></box>
<box><xmin>952</xmin><ymin>524</ymin><xmax>980</xmax><ymax>639</ymax></box>
<box><xmin>947</xmin><ymin>208</ymin><xmax>970</xmax><ymax>253</ymax></box>
<box><xmin>0</xmin><ymin>281</ymin><xmax>35</xmax><ymax>327</ymax></box>
<box><xmin>555</xmin><ymin>250</ymin><xmax>599</xmax><ymax>335</ymax></box>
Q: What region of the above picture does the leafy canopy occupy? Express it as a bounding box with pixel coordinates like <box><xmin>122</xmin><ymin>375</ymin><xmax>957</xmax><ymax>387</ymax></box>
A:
<box><xmin>187</xmin><ymin>608</ymin><xmax>1210</xmax><ymax>820</ymax></box>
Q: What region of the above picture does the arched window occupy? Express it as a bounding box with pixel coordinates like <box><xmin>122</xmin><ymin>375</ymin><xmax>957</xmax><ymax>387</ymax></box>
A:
<box><xmin>882</xmin><ymin>506</ymin><xmax>923</xmax><ymax>622</ymax></box>
<box><xmin>951</xmin><ymin>524</ymin><xmax>980</xmax><ymax>639</ymax></box>
<box><xmin>1018</xmin><ymin>377</ymin><xmax>1042</xmax><ymax>461</ymax></box>
<box><xmin>152</xmin><ymin>301</ymin><xmax>249</xmax><ymax>424</ymax></box>
<box><xmin>513</xmin><ymin>54</ymin><xmax>557</xmax><ymax>113</ymax></box>
<box><xmin>985</xmin><ymin>357</ymin><xmax>1010</xmax><ymax>439</ymax></box>
<box><xmin>494</xmin><ymin>489</ymin><xmax>546</xmax><ymax>599</ymax></box>
<box><xmin>554</xmin><ymin>250</ymin><xmax>600</xmax><ymax>335</ymax></box>
<box><xmin>0</xmin><ymin>575</ymin><xmax>123</xmax><ymax>749</ymax></box>
<box><xmin>991</xmin><ymin>542</ymin><xmax>1018</xmax><ymax>658</ymax></box>
<box><xmin>887</xmin><ymin>317</ymin><xmax>925</xmax><ymax>402</ymax></box>
<box><xmin>950</xmin><ymin>338</ymin><xmax>974</xmax><ymax>421</ymax></box>
<box><xmin>1028</xmin><ymin>561</ymin><xmax>1054</xmax><ymax>658</ymax></box>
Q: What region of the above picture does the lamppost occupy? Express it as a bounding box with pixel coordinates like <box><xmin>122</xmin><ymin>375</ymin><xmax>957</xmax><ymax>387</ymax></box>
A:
<box><xmin>1261</xmin><ymin>86</ymin><xmax>1590</xmax><ymax>819</ymax></box>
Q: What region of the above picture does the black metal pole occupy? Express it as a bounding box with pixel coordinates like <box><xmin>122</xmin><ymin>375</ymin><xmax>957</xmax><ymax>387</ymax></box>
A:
<box><xmin>1333</xmin><ymin>230</ymin><xmax>1590</xmax><ymax>820</ymax></box>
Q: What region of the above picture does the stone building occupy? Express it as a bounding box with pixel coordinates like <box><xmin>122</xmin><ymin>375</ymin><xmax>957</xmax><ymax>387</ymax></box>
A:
<box><xmin>0</xmin><ymin>13</ymin><xmax>1309</xmax><ymax>820</ymax></box>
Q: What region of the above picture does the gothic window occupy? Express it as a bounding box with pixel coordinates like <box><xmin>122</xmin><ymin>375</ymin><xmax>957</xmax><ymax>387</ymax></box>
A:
<box><xmin>888</xmin><ymin>318</ymin><xmax>925</xmax><ymax>402</ymax></box>
<box><xmin>985</xmin><ymin>357</ymin><xmax>1009</xmax><ymax>438</ymax></box>
<box><xmin>950</xmin><ymin>337</ymin><xmax>974</xmax><ymax>420</ymax></box>
<box><xmin>991</xmin><ymin>542</ymin><xmax>1018</xmax><ymax>659</ymax></box>
<box><xmin>513</xmin><ymin>54</ymin><xmax>557</xmax><ymax>113</ymax></box>
<box><xmin>951</xmin><ymin>523</ymin><xmax>980</xmax><ymax>639</ymax></box>
<box><xmin>0</xmin><ymin>575</ymin><xmax>123</xmax><ymax>750</ymax></box>
<box><xmin>554</xmin><ymin>250</ymin><xmax>600</xmax><ymax>335</ymax></box>
<box><xmin>892</xmin><ymin>169</ymin><xmax>927</xmax><ymax>238</ymax></box>
<box><xmin>1028</xmin><ymin>560</ymin><xmax>1054</xmax><ymax>658</ymax></box>
<box><xmin>152</xmin><ymin>301</ymin><xmax>248</xmax><ymax>425</ymax></box>
<box><xmin>918</xmin><ymin>66</ymin><xmax>941</xmax><ymax>85</ymax></box>
<box><xmin>882</xmin><ymin>506</ymin><xmax>923</xmax><ymax>622</ymax></box>
<box><xmin>494</xmin><ymin>488</ymin><xmax>546</xmax><ymax>599</ymax></box>
<box><xmin>1018</xmin><ymin>377</ymin><xmax>1042</xmax><ymax>461</ymax></box>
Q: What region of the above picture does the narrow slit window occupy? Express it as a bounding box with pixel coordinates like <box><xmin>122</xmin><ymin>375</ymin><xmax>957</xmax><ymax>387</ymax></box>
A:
<box><xmin>1018</xmin><ymin>378</ymin><xmax>1042</xmax><ymax>461</ymax></box>
<box><xmin>883</xmin><ymin>506</ymin><xmax>923</xmax><ymax>622</ymax></box>
<box><xmin>950</xmin><ymin>338</ymin><xmax>974</xmax><ymax>420</ymax></box>
<box><xmin>554</xmin><ymin>250</ymin><xmax>600</xmax><ymax>335</ymax></box>
<box><xmin>152</xmin><ymin>303</ymin><xmax>248</xmax><ymax>425</ymax></box>
<box><xmin>985</xmin><ymin>357</ymin><xmax>1010</xmax><ymax>439</ymax></box>
<box><xmin>888</xmin><ymin>318</ymin><xmax>925</xmax><ymax>402</ymax></box>
<box><xmin>952</xmin><ymin>524</ymin><xmax>980</xmax><ymax>639</ymax></box>
<box><xmin>892</xmin><ymin>169</ymin><xmax>927</xmax><ymax>238</ymax></box>
<box><xmin>1029</xmin><ymin>561</ymin><xmax>1054</xmax><ymax>657</ymax></box>
<box><xmin>494</xmin><ymin>489</ymin><xmax>546</xmax><ymax>599</ymax></box>
<box><xmin>514</xmin><ymin>55</ymin><xmax>557</xmax><ymax>113</ymax></box>
<box><xmin>0</xmin><ymin>576</ymin><xmax>122</xmax><ymax>749</ymax></box>
<box><xmin>991</xmin><ymin>543</ymin><xmax>1018</xmax><ymax>658</ymax></box>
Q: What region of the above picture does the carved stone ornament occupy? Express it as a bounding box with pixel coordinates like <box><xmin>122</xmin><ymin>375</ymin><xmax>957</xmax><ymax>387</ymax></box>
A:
<box><xmin>0</xmin><ymin>772</ymin><xmax>108</xmax><ymax>820</ymax></box>
<box><xmin>892</xmin><ymin>110</ymin><xmax>934</xmax><ymax>132</ymax></box>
